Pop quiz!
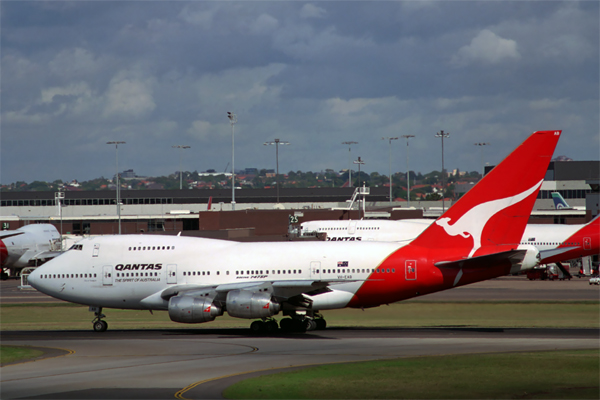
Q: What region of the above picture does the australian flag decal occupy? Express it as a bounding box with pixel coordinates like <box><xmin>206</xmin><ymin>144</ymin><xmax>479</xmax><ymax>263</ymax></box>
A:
<box><xmin>337</xmin><ymin>261</ymin><xmax>349</xmax><ymax>267</ymax></box>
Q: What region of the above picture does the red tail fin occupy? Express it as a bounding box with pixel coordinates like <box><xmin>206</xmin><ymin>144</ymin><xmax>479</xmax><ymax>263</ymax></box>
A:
<box><xmin>208</xmin><ymin>196</ymin><xmax>213</xmax><ymax>211</ymax></box>
<box><xmin>411</xmin><ymin>130</ymin><xmax>561</xmax><ymax>258</ymax></box>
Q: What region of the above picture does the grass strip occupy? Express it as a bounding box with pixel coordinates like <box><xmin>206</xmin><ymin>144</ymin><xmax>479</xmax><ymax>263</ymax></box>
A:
<box><xmin>1</xmin><ymin>302</ymin><xmax>598</xmax><ymax>330</ymax></box>
<box><xmin>0</xmin><ymin>345</ymin><xmax>44</xmax><ymax>365</ymax></box>
<box><xmin>224</xmin><ymin>349</ymin><xmax>600</xmax><ymax>399</ymax></box>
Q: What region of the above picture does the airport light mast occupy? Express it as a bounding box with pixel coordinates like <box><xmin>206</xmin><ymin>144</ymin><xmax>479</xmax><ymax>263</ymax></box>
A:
<box><xmin>106</xmin><ymin>141</ymin><xmax>126</xmax><ymax>234</ymax></box>
<box><xmin>353</xmin><ymin>156</ymin><xmax>366</xmax><ymax>218</ymax></box>
<box><xmin>263</xmin><ymin>138</ymin><xmax>290</xmax><ymax>204</ymax></box>
<box><xmin>342</xmin><ymin>141</ymin><xmax>358</xmax><ymax>187</ymax></box>
<box><xmin>382</xmin><ymin>137</ymin><xmax>398</xmax><ymax>204</ymax></box>
<box><xmin>227</xmin><ymin>112</ymin><xmax>237</xmax><ymax>210</ymax></box>
<box><xmin>474</xmin><ymin>142</ymin><xmax>490</xmax><ymax>178</ymax></box>
<box><xmin>434</xmin><ymin>130</ymin><xmax>450</xmax><ymax>212</ymax></box>
<box><xmin>172</xmin><ymin>145</ymin><xmax>191</xmax><ymax>190</ymax></box>
<box><xmin>401</xmin><ymin>134</ymin><xmax>415</xmax><ymax>207</ymax></box>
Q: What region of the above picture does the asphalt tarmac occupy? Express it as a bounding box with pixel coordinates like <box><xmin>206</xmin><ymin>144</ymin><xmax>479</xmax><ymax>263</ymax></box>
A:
<box><xmin>1</xmin><ymin>277</ymin><xmax>599</xmax><ymax>399</ymax></box>
<box><xmin>2</xmin><ymin>327</ymin><xmax>598</xmax><ymax>400</ymax></box>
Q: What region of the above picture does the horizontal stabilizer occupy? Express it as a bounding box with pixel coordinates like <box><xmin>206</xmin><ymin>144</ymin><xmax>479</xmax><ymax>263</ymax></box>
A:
<box><xmin>434</xmin><ymin>249</ymin><xmax>526</xmax><ymax>269</ymax></box>
<box><xmin>539</xmin><ymin>247</ymin><xmax>578</xmax><ymax>260</ymax></box>
<box><xmin>0</xmin><ymin>231</ymin><xmax>24</xmax><ymax>240</ymax></box>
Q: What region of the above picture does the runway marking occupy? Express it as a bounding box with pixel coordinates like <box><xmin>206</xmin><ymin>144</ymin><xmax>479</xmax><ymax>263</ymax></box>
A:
<box><xmin>1</xmin><ymin>345</ymin><xmax>75</xmax><ymax>367</ymax></box>
<box><xmin>173</xmin><ymin>356</ymin><xmax>383</xmax><ymax>400</ymax></box>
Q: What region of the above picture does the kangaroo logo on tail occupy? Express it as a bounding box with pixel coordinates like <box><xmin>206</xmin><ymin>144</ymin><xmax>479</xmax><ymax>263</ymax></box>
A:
<box><xmin>436</xmin><ymin>179</ymin><xmax>543</xmax><ymax>257</ymax></box>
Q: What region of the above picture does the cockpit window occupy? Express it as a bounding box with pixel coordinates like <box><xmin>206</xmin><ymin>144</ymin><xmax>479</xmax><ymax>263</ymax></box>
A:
<box><xmin>69</xmin><ymin>244</ymin><xmax>84</xmax><ymax>251</ymax></box>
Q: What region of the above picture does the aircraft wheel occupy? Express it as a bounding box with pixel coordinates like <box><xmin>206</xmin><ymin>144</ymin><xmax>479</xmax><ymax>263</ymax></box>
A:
<box><xmin>279</xmin><ymin>318</ymin><xmax>293</xmax><ymax>332</ymax></box>
<box><xmin>294</xmin><ymin>319</ymin><xmax>307</xmax><ymax>333</ymax></box>
<box><xmin>315</xmin><ymin>319</ymin><xmax>327</xmax><ymax>330</ymax></box>
<box><xmin>264</xmin><ymin>320</ymin><xmax>278</xmax><ymax>333</ymax></box>
<box><xmin>304</xmin><ymin>319</ymin><xmax>317</xmax><ymax>332</ymax></box>
<box><xmin>250</xmin><ymin>320</ymin><xmax>264</xmax><ymax>333</ymax></box>
<box><xmin>93</xmin><ymin>320</ymin><xmax>108</xmax><ymax>332</ymax></box>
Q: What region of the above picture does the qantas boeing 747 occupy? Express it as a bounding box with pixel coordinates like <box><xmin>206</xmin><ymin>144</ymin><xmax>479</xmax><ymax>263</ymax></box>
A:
<box><xmin>28</xmin><ymin>130</ymin><xmax>561</xmax><ymax>332</ymax></box>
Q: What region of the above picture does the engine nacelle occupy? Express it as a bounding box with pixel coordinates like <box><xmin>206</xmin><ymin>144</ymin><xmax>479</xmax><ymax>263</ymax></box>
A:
<box><xmin>168</xmin><ymin>295</ymin><xmax>222</xmax><ymax>324</ymax></box>
<box><xmin>226</xmin><ymin>289</ymin><xmax>280</xmax><ymax>319</ymax></box>
<box><xmin>511</xmin><ymin>245</ymin><xmax>541</xmax><ymax>274</ymax></box>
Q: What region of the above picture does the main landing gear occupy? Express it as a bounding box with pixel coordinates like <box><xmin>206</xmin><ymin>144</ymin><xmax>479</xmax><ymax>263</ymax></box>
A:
<box><xmin>249</xmin><ymin>313</ymin><xmax>327</xmax><ymax>334</ymax></box>
<box><xmin>91</xmin><ymin>306</ymin><xmax>108</xmax><ymax>332</ymax></box>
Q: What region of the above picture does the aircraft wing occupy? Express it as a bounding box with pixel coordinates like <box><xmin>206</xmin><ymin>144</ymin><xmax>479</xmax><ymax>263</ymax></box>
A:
<box><xmin>538</xmin><ymin>247</ymin><xmax>579</xmax><ymax>261</ymax></box>
<box><xmin>159</xmin><ymin>278</ymin><xmax>366</xmax><ymax>303</ymax></box>
<box><xmin>31</xmin><ymin>250</ymin><xmax>63</xmax><ymax>261</ymax></box>
<box><xmin>0</xmin><ymin>231</ymin><xmax>24</xmax><ymax>240</ymax></box>
<box><xmin>434</xmin><ymin>249</ymin><xmax>527</xmax><ymax>269</ymax></box>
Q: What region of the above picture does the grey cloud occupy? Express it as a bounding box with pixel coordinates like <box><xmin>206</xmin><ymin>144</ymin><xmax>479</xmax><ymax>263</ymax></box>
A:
<box><xmin>1</xmin><ymin>1</ymin><xmax>597</xmax><ymax>184</ymax></box>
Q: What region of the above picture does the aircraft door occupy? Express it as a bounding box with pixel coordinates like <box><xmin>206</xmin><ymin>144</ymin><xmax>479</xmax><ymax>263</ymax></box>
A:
<box><xmin>102</xmin><ymin>265</ymin><xmax>113</xmax><ymax>286</ymax></box>
<box><xmin>583</xmin><ymin>237</ymin><xmax>591</xmax><ymax>250</ymax></box>
<box><xmin>405</xmin><ymin>260</ymin><xmax>417</xmax><ymax>280</ymax></box>
<box><xmin>310</xmin><ymin>261</ymin><xmax>321</xmax><ymax>280</ymax></box>
<box><xmin>348</xmin><ymin>221</ymin><xmax>357</xmax><ymax>235</ymax></box>
<box><xmin>167</xmin><ymin>264</ymin><xmax>177</xmax><ymax>284</ymax></box>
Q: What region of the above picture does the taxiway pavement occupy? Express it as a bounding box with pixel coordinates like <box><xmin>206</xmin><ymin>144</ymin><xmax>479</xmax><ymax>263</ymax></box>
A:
<box><xmin>1</xmin><ymin>328</ymin><xmax>598</xmax><ymax>399</ymax></box>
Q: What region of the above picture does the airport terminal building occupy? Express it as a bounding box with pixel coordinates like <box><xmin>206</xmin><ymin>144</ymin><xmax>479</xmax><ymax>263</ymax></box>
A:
<box><xmin>1</xmin><ymin>161</ymin><xmax>598</xmax><ymax>237</ymax></box>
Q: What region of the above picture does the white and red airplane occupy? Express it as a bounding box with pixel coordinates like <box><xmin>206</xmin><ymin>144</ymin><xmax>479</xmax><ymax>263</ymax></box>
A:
<box><xmin>0</xmin><ymin>224</ymin><xmax>62</xmax><ymax>279</ymax></box>
<box><xmin>28</xmin><ymin>130</ymin><xmax>561</xmax><ymax>333</ymax></box>
<box><xmin>300</xmin><ymin>216</ymin><xmax>599</xmax><ymax>270</ymax></box>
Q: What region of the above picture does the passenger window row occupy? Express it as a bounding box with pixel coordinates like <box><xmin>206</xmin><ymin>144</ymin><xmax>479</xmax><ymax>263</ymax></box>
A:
<box><xmin>521</xmin><ymin>242</ymin><xmax>579</xmax><ymax>246</ymax></box>
<box><xmin>116</xmin><ymin>272</ymin><xmax>159</xmax><ymax>277</ymax></box>
<box><xmin>183</xmin><ymin>271</ymin><xmax>221</xmax><ymax>276</ymax></box>
<box><xmin>40</xmin><ymin>273</ymin><xmax>96</xmax><ymax>279</ymax></box>
<box><xmin>128</xmin><ymin>246</ymin><xmax>175</xmax><ymax>251</ymax></box>
<box><xmin>315</xmin><ymin>268</ymin><xmax>395</xmax><ymax>274</ymax></box>
<box><xmin>235</xmin><ymin>270</ymin><xmax>302</xmax><ymax>275</ymax></box>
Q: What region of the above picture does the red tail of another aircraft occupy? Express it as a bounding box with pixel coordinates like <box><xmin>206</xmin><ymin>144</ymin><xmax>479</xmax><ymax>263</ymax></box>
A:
<box><xmin>350</xmin><ymin>130</ymin><xmax>561</xmax><ymax>307</ymax></box>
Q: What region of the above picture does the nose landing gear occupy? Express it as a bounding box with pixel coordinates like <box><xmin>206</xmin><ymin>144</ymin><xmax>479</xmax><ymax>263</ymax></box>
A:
<box><xmin>90</xmin><ymin>306</ymin><xmax>108</xmax><ymax>332</ymax></box>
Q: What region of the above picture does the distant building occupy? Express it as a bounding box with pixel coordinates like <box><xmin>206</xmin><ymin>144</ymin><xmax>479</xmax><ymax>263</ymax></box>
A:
<box><xmin>121</xmin><ymin>169</ymin><xmax>137</xmax><ymax>179</ymax></box>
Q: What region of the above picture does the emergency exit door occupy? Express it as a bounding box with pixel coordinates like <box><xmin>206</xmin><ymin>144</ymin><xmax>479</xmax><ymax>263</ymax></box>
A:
<box><xmin>167</xmin><ymin>264</ymin><xmax>177</xmax><ymax>284</ymax></box>
<box><xmin>405</xmin><ymin>260</ymin><xmax>417</xmax><ymax>280</ymax></box>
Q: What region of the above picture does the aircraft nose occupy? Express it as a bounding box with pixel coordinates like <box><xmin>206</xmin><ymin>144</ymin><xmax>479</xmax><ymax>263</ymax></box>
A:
<box><xmin>27</xmin><ymin>267</ymin><xmax>41</xmax><ymax>288</ymax></box>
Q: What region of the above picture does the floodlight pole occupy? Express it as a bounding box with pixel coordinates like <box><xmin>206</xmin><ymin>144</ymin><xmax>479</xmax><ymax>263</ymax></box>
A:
<box><xmin>382</xmin><ymin>137</ymin><xmax>398</xmax><ymax>204</ymax></box>
<box><xmin>107</xmin><ymin>141</ymin><xmax>125</xmax><ymax>234</ymax></box>
<box><xmin>55</xmin><ymin>191</ymin><xmax>65</xmax><ymax>249</ymax></box>
<box><xmin>434</xmin><ymin>130</ymin><xmax>450</xmax><ymax>212</ymax></box>
<box><xmin>342</xmin><ymin>141</ymin><xmax>358</xmax><ymax>187</ymax></box>
<box><xmin>172</xmin><ymin>145</ymin><xmax>191</xmax><ymax>190</ymax></box>
<box><xmin>264</xmin><ymin>138</ymin><xmax>290</xmax><ymax>203</ymax></box>
<box><xmin>401</xmin><ymin>135</ymin><xmax>415</xmax><ymax>207</ymax></box>
<box><xmin>353</xmin><ymin>156</ymin><xmax>365</xmax><ymax>218</ymax></box>
<box><xmin>474</xmin><ymin>142</ymin><xmax>490</xmax><ymax>178</ymax></box>
<box><xmin>227</xmin><ymin>112</ymin><xmax>237</xmax><ymax>210</ymax></box>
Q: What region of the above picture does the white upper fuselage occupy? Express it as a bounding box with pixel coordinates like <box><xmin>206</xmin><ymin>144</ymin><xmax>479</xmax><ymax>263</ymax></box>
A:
<box><xmin>300</xmin><ymin>219</ymin><xmax>585</xmax><ymax>255</ymax></box>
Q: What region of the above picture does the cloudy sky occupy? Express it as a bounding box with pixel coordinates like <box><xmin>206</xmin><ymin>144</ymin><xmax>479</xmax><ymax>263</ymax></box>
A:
<box><xmin>2</xmin><ymin>1</ymin><xmax>598</xmax><ymax>184</ymax></box>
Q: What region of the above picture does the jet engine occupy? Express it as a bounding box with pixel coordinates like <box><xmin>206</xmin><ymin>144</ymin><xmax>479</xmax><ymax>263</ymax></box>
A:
<box><xmin>511</xmin><ymin>245</ymin><xmax>541</xmax><ymax>274</ymax></box>
<box><xmin>168</xmin><ymin>295</ymin><xmax>222</xmax><ymax>323</ymax></box>
<box><xmin>226</xmin><ymin>289</ymin><xmax>280</xmax><ymax>319</ymax></box>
